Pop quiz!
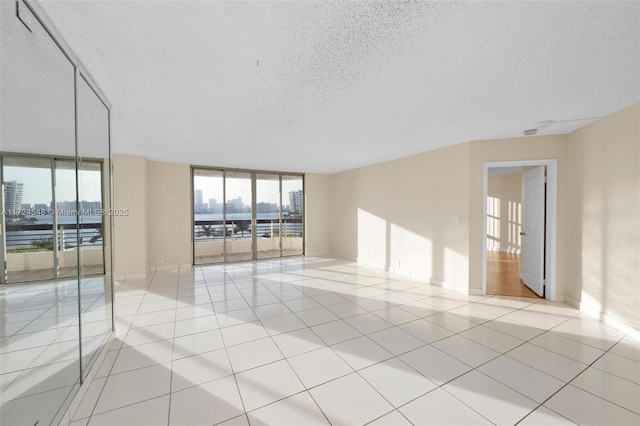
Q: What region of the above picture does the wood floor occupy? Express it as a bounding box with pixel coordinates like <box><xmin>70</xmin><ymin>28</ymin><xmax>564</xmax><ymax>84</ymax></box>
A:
<box><xmin>487</xmin><ymin>251</ymin><xmax>541</xmax><ymax>298</ymax></box>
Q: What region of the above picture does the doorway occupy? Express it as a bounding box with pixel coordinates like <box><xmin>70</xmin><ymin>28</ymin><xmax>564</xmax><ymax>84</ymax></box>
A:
<box><xmin>481</xmin><ymin>160</ymin><xmax>558</xmax><ymax>301</ymax></box>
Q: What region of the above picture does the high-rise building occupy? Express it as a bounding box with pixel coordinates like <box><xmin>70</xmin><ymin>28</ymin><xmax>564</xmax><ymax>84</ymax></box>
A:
<box><xmin>194</xmin><ymin>189</ymin><xmax>203</xmax><ymax>206</ymax></box>
<box><xmin>228</xmin><ymin>197</ymin><xmax>243</xmax><ymax>212</ymax></box>
<box><xmin>256</xmin><ymin>202</ymin><xmax>277</xmax><ymax>213</ymax></box>
<box><xmin>3</xmin><ymin>181</ymin><xmax>24</xmax><ymax>214</ymax></box>
<box><xmin>289</xmin><ymin>190</ymin><xmax>303</xmax><ymax>215</ymax></box>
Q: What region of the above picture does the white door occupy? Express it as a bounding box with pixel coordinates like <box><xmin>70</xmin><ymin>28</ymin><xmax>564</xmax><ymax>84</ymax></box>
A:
<box><xmin>521</xmin><ymin>166</ymin><xmax>545</xmax><ymax>296</ymax></box>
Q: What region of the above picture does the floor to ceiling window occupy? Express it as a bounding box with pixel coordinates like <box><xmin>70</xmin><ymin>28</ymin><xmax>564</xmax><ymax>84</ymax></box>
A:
<box><xmin>192</xmin><ymin>167</ymin><xmax>304</xmax><ymax>264</ymax></box>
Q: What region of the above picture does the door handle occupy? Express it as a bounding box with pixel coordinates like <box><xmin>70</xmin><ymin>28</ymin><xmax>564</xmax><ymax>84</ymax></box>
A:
<box><xmin>520</xmin><ymin>232</ymin><xmax>526</xmax><ymax>236</ymax></box>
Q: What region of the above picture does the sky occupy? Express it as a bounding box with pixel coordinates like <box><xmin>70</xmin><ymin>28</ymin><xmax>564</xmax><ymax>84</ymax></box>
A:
<box><xmin>194</xmin><ymin>175</ymin><xmax>302</xmax><ymax>207</ymax></box>
<box><xmin>3</xmin><ymin>166</ymin><xmax>102</xmax><ymax>205</ymax></box>
<box><xmin>5</xmin><ymin>164</ymin><xmax>301</xmax><ymax>208</ymax></box>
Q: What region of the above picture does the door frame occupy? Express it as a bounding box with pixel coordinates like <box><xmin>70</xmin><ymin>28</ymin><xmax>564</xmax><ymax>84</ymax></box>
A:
<box><xmin>481</xmin><ymin>159</ymin><xmax>558</xmax><ymax>301</ymax></box>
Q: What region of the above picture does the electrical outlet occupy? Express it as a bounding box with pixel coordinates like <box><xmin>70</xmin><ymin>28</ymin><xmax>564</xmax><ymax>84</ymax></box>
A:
<box><xmin>159</xmin><ymin>256</ymin><xmax>164</xmax><ymax>264</ymax></box>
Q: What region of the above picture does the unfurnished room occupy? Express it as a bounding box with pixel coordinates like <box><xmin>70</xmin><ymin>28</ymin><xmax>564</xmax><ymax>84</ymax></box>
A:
<box><xmin>1</xmin><ymin>1</ymin><xmax>639</xmax><ymax>425</ymax></box>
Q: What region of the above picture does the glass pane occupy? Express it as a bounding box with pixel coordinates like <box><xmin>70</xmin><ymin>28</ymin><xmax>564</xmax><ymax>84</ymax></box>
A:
<box><xmin>282</xmin><ymin>175</ymin><xmax>304</xmax><ymax>256</ymax></box>
<box><xmin>77</xmin><ymin>74</ymin><xmax>111</xmax><ymax>377</ymax></box>
<box><xmin>0</xmin><ymin>3</ymin><xmax>75</xmax><ymax>157</ymax></box>
<box><xmin>78</xmin><ymin>162</ymin><xmax>109</xmax><ymax>374</ymax></box>
<box><xmin>225</xmin><ymin>171</ymin><xmax>252</xmax><ymax>262</ymax></box>
<box><xmin>3</xmin><ymin>156</ymin><xmax>55</xmax><ymax>283</ymax></box>
<box><xmin>256</xmin><ymin>173</ymin><xmax>281</xmax><ymax>259</ymax></box>
<box><xmin>55</xmin><ymin>159</ymin><xmax>80</xmax><ymax>279</ymax></box>
<box><xmin>78</xmin><ymin>162</ymin><xmax>104</xmax><ymax>278</ymax></box>
<box><xmin>0</xmin><ymin>2</ymin><xmax>80</xmax><ymax>425</ymax></box>
<box><xmin>193</xmin><ymin>169</ymin><xmax>224</xmax><ymax>264</ymax></box>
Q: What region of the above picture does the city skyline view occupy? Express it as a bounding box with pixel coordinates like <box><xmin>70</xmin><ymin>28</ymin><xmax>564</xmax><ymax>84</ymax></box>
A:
<box><xmin>193</xmin><ymin>175</ymin><xmax>302</xmax><ymax>211</ymax></box>
<box><xmin>3</xmin><ymin>166</ymin><xmax>102</xmax><ymax>205</ymax></box>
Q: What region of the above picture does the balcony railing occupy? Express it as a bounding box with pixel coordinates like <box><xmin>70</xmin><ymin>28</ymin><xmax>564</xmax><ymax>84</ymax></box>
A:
<box><xmin>194</xmin><ymin>218</ymin><xmax>302</xmax><ymax>241</ymax></box>
<box><xmin>5</xmin><ymin>222</ymin><xmax>103</xmax><ymax>251</ymax></box>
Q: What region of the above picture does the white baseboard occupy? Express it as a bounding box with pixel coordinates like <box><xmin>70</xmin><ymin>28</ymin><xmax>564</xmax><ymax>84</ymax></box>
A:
<box><xmin>565</xmin><ymin>295</ymin><xmax>580</xmax><ymax>310</ymax></box>
<box><xmin>149</xmin><ymin>264</ymin><xmax>180</xmax><ymax>272</ymax></box>
<box><xmin>430</xmin><ymin>278</ymin><xmax>479</xmax><ymax>295</ymax></box>
<box><xmin>306</xmin><ymin>249</ymin><xmax>331</xmax><ymax>257</ymax></box>
<box><xmin>114</xmin><ymin>272</ymin><xmax>147</xmax><ymax>281</ymax></box>
<box><xmin>565</xmin><ymin>295</ymin><xmax>640</xmax><ymax>341</ymax></box>
<box><xmin>467</xmin><ymin>288</ymin><xmax>484</xmax><ymax>296</ymax></box>
<box><xmin>325</xmin><ymin>252</ymin><xmax>481</xmax><ymax>295</ymax></box>
<box><xmin>487</xmin><ymin>247</ymin><xmax>522</xmax><ymax>254</ymax></box>
<box><xmin>430</xmin><ymin>278</ymin><xmax>454</xmax><ymax>290</ymax></box>
<box><xmin>387</xmin><ymin>266</ymin><xmax>430</xmax><ymax>283</ymax></box>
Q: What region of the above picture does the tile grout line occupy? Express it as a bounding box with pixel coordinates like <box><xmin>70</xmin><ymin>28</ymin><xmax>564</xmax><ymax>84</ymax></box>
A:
<box><xmin>165</xmin><ymin>269</ymin><xmax>181</xmax><ymax>426</ymax></box>
<box><xmin>81</xmin><ymin>270</ymin><xmax>156</xmax><ymax>424</ymax></box>
<box><xmin>29</xmin><ymin>257</ymin><xmax>637</xmax><ymax>426</ymax></box>
<box><xmin>515</xmin><ymin>333</ymin><xmax>635</xmax><ymax>424</ymax></box>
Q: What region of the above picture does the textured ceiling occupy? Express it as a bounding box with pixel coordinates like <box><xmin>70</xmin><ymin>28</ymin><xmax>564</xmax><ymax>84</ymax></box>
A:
<box><xmin>38</xmin><ymin>0</ymin><xmax>640</xmax><ymax>173</ymax></box>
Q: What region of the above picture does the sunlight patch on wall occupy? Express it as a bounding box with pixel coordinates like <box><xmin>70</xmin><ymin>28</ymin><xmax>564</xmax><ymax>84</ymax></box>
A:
<box><xmin>390</xmin><ymin>223</ymin><xmax>433</xmax><ymax>281</ymax></box>
<box><xmin>507</xmin><ymin>200</ymin><xmax>522</xmax><ymax>248</ymax></box>
<box><xmin>357</xmin><ymin>208</ymin><xmax>387</xmax><ymax>267</ymax></box>
<box><xmin>486</xmin><ymin>196</ymin><xmax>500</xmax><ymax>250</ymax></box>
<box><xmin>444</xmin><ymin>247</ymin><xmax>469</xmax><ymax>291</ymax></box>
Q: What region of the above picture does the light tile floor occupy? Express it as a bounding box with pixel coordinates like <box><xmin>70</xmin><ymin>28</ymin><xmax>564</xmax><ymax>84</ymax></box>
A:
<box><xmin>0</xmin><ymin>275</ymin><xmax>113</xmax><ymax>426</ymax></box>
<box><xmin>18</xmin><ymin>256</ymin><xmax>640</xmax><ymax>425</ymax></box>
<box><xmin>7</xmin><ymin>264</ymin><xmax>105</xmax><ymax>284</ymax></box>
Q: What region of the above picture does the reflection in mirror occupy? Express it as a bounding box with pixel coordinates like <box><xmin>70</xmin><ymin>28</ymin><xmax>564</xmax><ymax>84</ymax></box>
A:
<box><xmin>256</xmin><ymin>173</ymin><xmax>281</xmax><ymax>259</ymax></box>
<box><xmin>55</xmin><ymin>160</ymin><xmax>81</xmax><ymax>280</ymax></box>
<box><xmin>0</xmin><ymin>2</ymin><xmax>75</xmax><ymax>157</ymax></box>
<box><xmin>77</xmin><ymin>73</ymin><xmax>112</xmax><ymax>377</ymax></box>
<box><xmin>2</xmin><ymin>156</ymin><xmax>55</xmax><ymax>283</ymax></box>
<box><xmin>0</xmin><ymin>1</ymin><xmax>81</xmax><ymax>425</ymax></box>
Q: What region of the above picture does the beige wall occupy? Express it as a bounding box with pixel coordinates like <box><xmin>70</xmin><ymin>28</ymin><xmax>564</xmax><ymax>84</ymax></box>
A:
<box><xmin>305</xmin><ymin>174</ymin><xmax>332</xmax><ymax>256</ymax></box>
<box><xmin>112</xmin><ymin>157</ymin><xmax>192</xmax><ymax>273</ymax></box>
<box><xmin>112</xmin><ymin>154</ymin><xmax>148</xmax><ymax>277</ymax></box>
<box><xmin>147</xmin><ymin>161</ymin><xmax>192</xmax><ymax>269</ymax></box>
<box><xmin>487</xmin><ymin>173</ymin><xmax>522</xmax><ymax>253</ymax></box>
<box><xmin>327</xmin><ymin>134</ymin><xmax>566</xmax><ymax>294</ymax></box>
<box><xmin>329</xmin><ymin>143</ymin><xmax>471</xmax><ymax>288</ymax></box>
<box><xmin>565</xmin><ymin>104</ymin><xmax>640</xmax><ymax>331</ymax></box>
<box><xmin>108</xmin><ymin>104</ymin><xmax>639</xmax><ymax>333</ymax></box>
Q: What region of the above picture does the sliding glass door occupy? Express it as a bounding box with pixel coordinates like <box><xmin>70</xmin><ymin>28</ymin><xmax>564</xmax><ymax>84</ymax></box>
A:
<box><xmin>256</xmin><ymin>173</ymin><xmax>281</xmax><ymax>259</ymax></box>
<box><xmin>192</xmin><ymin>168</ymin><xmax>304</xmax><ymax>264</ymax></box>
<box><xmin>282</xmin><ymin>175</ymin><xmax>304</xmax><ymax>257</ymax></box>
<box><xmin>2</xmin><ymin>156</ymin><xmax>55</xmax><ymax>283</ymax></box>
<box><xmin>1</xmin><ymin>156</ymin><xmax>106</xmax><ymax>283</ymax></box>
<box><xmin>224</xmin><ymin>171</ymin><xmax>253</xmax><ymax>262</ymax></box>
<box><xmin>193</xmin><ymin>169</ymin><xmax>224</xmax><ymax>264</ymax></box>
<box><xmin>55</xmin><ymin>159</ymin><xmax>79</xmax><ymax>279</ymax></box>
